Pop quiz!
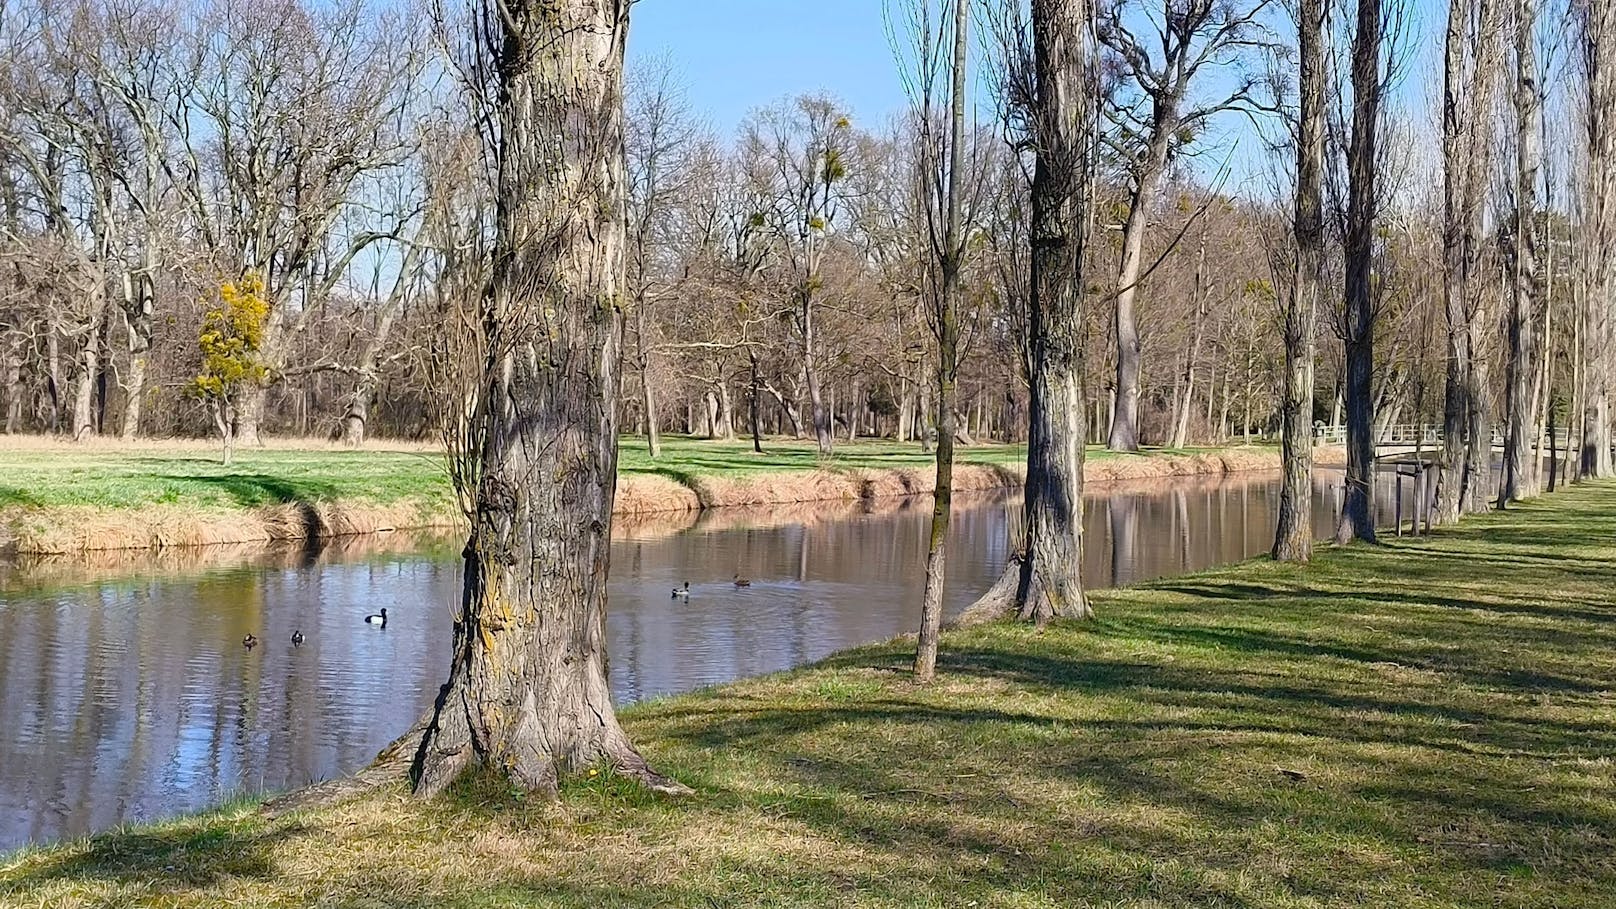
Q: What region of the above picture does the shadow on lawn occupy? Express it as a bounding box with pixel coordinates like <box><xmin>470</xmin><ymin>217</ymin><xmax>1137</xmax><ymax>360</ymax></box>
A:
<box><xmin>151</xmin><ymin>473</ymin><xmax>341</xmax><ymax>510</ymax></box>
<box><xmin>4</xmin><ymin>820</ymin><xmax>298</xmax><ymax>893</ymax></box>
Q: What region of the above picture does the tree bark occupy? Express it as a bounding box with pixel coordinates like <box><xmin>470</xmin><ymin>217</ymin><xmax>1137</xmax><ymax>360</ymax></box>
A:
<box><xmin>1335</xmin><ymin>0</ymin><xmax>1383</xmax><ymax>545</ymax></box>
<box><xmin>1582</xmin><ymin>2</ymin><xmax>1616</xmax><ymax>478</ymax></box>
<box><xmin>1499</xmin><ymin>0</ymin><xmax>1542</xmax><ymax>505</ymax></box>
<box><xmin>411</xmin><ymin>0</ymin><xmax>682</xmax><ymax>800</ymax></box>
<box><xmin>1107</xmin><ymin>175</ymin><xmax>1158</xmax><ymax>452</ymax></box>
<box><xmin>2</xmin><ymin>331</ymin><xmax>22</xmax><ymax>433</ymax></box>
<box><xmin>749</xmin><ymin>350</ymin><xmax>764</xmax><ymax>452</ymax></box>
<box><xmin>1171</xmin><ymin>231</ymin><xmax>1210</xmax><ymax>450</ymax></box>
<box><xmin>1273</xmin><ymin>0</ymin><xmax>1325</xmax><ymax>562</ymax></box>
<box><xmin>1437</xmin><ymin>0</ymin><xmax>1506</xmax><ymax>522</ymax></box>
<box><xmin>967</xmin><ymin>0</ymin><xmax>1093</xmax><ymax>625</ymax></box>
<box><xmin>802</xmin><ymin>289</ymin><xmax>833</xmax><ymax>455</ymax></box>
<box><xmin>71</xmin><ymin>287</ymin><xmax>110</xmax><ymax>441</ymax></box>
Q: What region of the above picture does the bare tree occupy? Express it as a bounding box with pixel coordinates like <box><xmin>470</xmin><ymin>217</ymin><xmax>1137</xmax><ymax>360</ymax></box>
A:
<box><xmin>1096</xmin><ymin>0</ymin><xmax>1273</xmax><ymax>451</ymax></box>
<box><xmin>167</xmin><ymin>0</ymin><xmax>421</xmax><ymax>446</ymax></box>
<box><xmin>1499</xmin><ymin>0</ymin><xmax>1544</xmax><ymax>504</ymax></box>
<box><xmin>1274</xmin><ymin>0</ymin><xmax>1327</xmax><ymax>561</ymax></box>
<box><xmin>743</xmin><ymin>95</ymin><xmax>858</xmax><ymax>455</ymax></box>
<box><xmin>1434</xmin><ymin>0</ymin><xmax>1507</xmax><ymax>523</ymax></box>
<box><xmin>894</xmin><ymin>0</ymin><xmax>974</xmax><ymax>680</ymax></box>
<box><xmin>1334</xmin><ymin>0</ymin><xmax>1393</xmax><ymax>544</ymax></box>
<box><xmin>625</xmin><ymin>58</ymin><xmax>694</xmax><ymax>458</ymax></box>
<box><xmin>1578</xmin><ymin>0</ymin><xmax>1615</xmax><ymax>477</ymax></box>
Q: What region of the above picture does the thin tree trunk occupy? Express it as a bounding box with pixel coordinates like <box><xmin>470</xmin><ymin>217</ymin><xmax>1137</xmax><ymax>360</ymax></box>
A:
<box><xmin>1500</xmin><ymin>0</ymin><xmax>1542</xmax><ymax>504</ymax></box>
<box><xmin>45</xmin><ymin>326</ymin><xmax>62</xmax><ymax>433</ymax></box>
<box><xmin>749</xmin><ymin>351</ymin><xmax>763</xmax><ymax>452</ymax></box>
<box><xmin>1171</xmin><ymin>231</ymin><xmax>1210</xmax><ymax>449</ymax></box>
<box><xmin>411</xmin><ymin>0</ymin><xmax>683</xmax><ymax>800</ymax></box>
<box><xmin>802</xmin><ymin>291</ymin><xmax>833</xmax><ymax>455</ymax></box>
<box><xmin>915</xmin><ymin>0</ymin><xmax>968</xmax><ymax>683</ymax></box>
<box><xmin>1335</xmin><ymin>0</ymin><xmax>1383</xmax><ymax>545</ymax></box>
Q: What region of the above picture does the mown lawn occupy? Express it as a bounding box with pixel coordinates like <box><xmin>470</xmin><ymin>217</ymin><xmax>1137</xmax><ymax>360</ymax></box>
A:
<box><xmin>0</xmin><ymin>435</ymin><xmax>1216</xmax><ymax>511</ymax></box>
<box><xmin>2</xmin><ymin>481</ymin><xmax>1611</xmax><ymax>907</ymax></box>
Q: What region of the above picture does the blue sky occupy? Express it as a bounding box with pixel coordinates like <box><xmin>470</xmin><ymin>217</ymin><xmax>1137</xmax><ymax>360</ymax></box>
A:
<box><xmin>627</xmin><ymin>0</ymin><xmax>915</xmax><ymax>136</ymax></box>
<box><xmin>625</xmin><ymin>1</ymin><xmax>1455</xmax><ymax>199</ymax></box>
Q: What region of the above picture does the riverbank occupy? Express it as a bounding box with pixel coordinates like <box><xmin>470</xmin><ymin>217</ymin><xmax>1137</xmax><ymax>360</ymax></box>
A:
<box><xmin>0</xmin><ymin>436</ymin><xmax>1315</xmax><ymax>553</ymax></box>
<box><xmin>2</xmin><ymin>481</ymin><xmax>1611</xmax><ymax>906</ymax></box>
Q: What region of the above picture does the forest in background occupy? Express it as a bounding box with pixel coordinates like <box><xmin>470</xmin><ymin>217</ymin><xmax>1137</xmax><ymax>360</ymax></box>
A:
<box><xmin>0</xmin><ymin>0</ymin><xmax>1603</xmax><ymax>486</ymax></box>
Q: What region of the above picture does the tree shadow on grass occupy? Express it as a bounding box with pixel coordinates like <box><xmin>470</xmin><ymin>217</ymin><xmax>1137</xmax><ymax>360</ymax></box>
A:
<box><xmin>0</xmin><ymin>485</ymin><xmax>42</xmax><ymax>507</ymax></box>
<box><xmin>151</xmin><ymin>473</ymin><xmax>341</xmax><ymax>510</ymax></box>
<box><xmin>2</xmin><ymin>819</ymin><xmax>301</xmax><ymax>893</ymax></box>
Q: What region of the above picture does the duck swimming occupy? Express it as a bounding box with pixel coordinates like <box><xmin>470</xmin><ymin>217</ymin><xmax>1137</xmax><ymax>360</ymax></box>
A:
<box><xmin>365</xmin><ymin>608</ymin><xmax>388</xmax><ymax>627</ymax></box>
<box><xmin>671</xmin><ymin>582</ymin><xmax>690</xmax><ymax>599</ymax></box>
<box><xmin>291</xmin><ymin>629</ymin><xmax>305</xmax><ymax>647</ymax></box>
<box><xmin>242</xmin><ymin>634</ymin><xmax>258</xmax><ymax>650</ymax></box>
<box><xmin>733</xmin><ymin>574</ymin><xmax>752</xmax><ymax>588</ymax></box>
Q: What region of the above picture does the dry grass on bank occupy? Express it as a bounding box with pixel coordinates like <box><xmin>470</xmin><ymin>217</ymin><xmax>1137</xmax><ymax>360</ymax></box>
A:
<box><xmin>2</xmin><ymin>481</ymin><xmax>1612</xmax><ymax>907</ymax></box>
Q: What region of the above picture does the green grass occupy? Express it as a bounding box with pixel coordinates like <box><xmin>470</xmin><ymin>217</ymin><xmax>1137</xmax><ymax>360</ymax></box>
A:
<box><xmin>2</xmin><ymin>481</ymin><xmax>1612</xmax><ymax>907</ymax></box>
<box><xmin>0</xmin><ymin>435</ymin><xmax>1229</xmax><ymax>512</ymax></box>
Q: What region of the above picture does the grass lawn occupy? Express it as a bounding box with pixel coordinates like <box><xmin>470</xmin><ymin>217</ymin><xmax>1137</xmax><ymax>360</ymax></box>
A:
<box><xmin>2</xmin><ymin>481</ymin><xmax>1612</xmax><ymax>907</ymax></box>
<box><xmin>0</xmin><ymin>435</ymin><xmax>1229</xmax><ymax>512</ymax></box>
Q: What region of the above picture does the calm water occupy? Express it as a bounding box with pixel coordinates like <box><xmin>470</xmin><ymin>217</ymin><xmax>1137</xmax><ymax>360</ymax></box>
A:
<box><xmin>0</xmin><ymin>469</ymin><xmax>1405</xmax><ymax>850</ymax></box>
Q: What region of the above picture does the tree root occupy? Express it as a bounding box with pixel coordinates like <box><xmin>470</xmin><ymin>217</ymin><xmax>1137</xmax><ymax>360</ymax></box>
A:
<box><xmin>260</xmin><ymin>717</ymin><xmax>428</xmax><ymax>818</ymax></box>
<box><xmin>949</xmin><ymin>557</ymin><xmax>1024</xmax><ymax>628</ymax></box>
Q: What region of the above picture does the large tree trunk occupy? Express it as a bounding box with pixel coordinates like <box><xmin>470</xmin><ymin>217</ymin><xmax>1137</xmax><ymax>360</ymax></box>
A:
<box><xmin>71</xmin><ymin>288</ymin><xmax>110</xmax><ymax>442</ymax></box>
<box><xmin>1274</xmin><ymin>0</ymin><xmax>1325</xmax><ymax>562</ymax></box>
<box><xmin>716</xmin><ymin>378</ymin><xmax>735</xmax><ymax>441</ymax></box>
<box><xmin>1499</xmin><ymin>0</ymin><xmax>1542</xmax><ymax>505</ymax></box>
<box><xmin>1106</xmin><ymin>177</ymin><xmax>1157</xmax><ymax>452</ymax></box>
<box><xmin>966</xmin><ymin>0</ymin><xmax>1093</xmax><ymax>626</ymax></box>
<box><xmin>802</xmin><ymin>291</ymin><xmax>833</xmax><ymax>455</ymax></box>
<box><xmin>1335</xmin><ymin>0</ymin><xmax>1383</xmax><ymax>545</ymax></box>
<box><xmin>337</xmin><ymin>314</ymin><xmax>401</xmax><ymax>447</ymax></box>
<box><xmin>3</xmin><ymin>330</ymin><xmax>23</xmax><ymax>433</ymax></box>
<box><xmin>1582</xmin><ymin>3</ymin><xmax>1616</xmax><ymax>478</ymax></box>
<box><xmin>411</xmin><ymin>0</ymin><xmax>681</xmax><ymax>800</ymax></box>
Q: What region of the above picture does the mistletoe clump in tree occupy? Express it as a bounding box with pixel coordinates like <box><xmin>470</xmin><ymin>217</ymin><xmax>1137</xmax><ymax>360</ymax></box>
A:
<box><xmin>191</xmin><ymin>274</ymin><xmax>269</xmax><ymax>466</ymax></box>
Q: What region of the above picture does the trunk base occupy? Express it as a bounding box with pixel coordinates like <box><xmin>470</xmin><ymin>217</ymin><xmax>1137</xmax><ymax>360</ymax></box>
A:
<box><xmin>955</xmin><ymin>556</ymin><xmax>1093</xmax><ymax>629</ymax></box>
<box><xmin>410</xmin><ymin>673</ymin><xmax>691</xmax><ymax>801</ymax></box>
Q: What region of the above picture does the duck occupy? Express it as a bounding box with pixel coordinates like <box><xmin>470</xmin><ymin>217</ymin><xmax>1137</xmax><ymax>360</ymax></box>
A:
<box><xmin>291</xmin><ymin>629</ymin><xmax>305</xmax><ymax>647</ymax></box>
<box><xmin>733</xmin><ymin>573</ymin><xmax>752</xmax><ymax>588</ymax></box>
<box><xmin>365</xmin><ymin>608</ymin><xmax>388</xmax><ymax>627</ymax></box>
<box><xmin>242</xmin><ymin>634</ymin><xmax>259</xmax><ymax>650</ymax></box>
<box><xmin>671</xmin><ymin>581</ymin><xmax>690</xmax><ymax>599</ymax></box>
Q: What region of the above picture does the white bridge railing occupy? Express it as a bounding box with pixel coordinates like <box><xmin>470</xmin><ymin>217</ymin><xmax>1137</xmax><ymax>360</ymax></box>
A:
<box><xmin>1312</xmin><ymin>423</ymin><xmax>1574</xmax><ymax>452</ymax></box>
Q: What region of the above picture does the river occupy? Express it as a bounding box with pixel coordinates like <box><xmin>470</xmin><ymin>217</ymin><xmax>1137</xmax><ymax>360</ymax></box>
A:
<box><xmin>0</xmin><ymin>468</ymin><xmax>1407</xmax><ymax>851</ymax></box>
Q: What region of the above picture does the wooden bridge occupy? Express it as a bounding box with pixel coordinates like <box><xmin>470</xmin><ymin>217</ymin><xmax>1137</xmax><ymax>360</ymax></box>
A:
<box><xmin>1312</xmin><ymin>423</ymin><xmax>1575</xmax><ymax>461</ymax></box>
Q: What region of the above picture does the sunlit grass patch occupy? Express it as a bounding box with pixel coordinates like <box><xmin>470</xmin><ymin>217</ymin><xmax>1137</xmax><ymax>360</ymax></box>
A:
<box><xmin>3</xmin><ymin>482</ymin><xmax>1612</xmax><ymax>906</ymax></box>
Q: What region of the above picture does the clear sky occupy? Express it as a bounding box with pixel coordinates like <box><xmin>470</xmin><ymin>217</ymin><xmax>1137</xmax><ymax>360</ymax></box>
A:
<box><xmin>625</xmin><ymin>1</ymin><xmax>1455</xmax><ymax>199</ymax></box>
<box><xmin>627</xmin><ymin>0</ymin><xmax>913</xmax><ymax>136</ymax></box>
